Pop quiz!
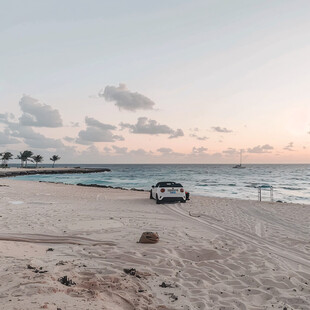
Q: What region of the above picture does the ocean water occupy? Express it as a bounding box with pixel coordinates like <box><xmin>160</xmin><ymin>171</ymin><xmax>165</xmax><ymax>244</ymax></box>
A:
<box><xmin>13</xmin><ymin>164</ymin><xmax>310</xmax><ymax>204</ymax></box>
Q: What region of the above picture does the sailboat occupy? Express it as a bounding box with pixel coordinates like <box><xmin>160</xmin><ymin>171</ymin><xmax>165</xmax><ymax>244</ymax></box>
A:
<box><xmin>233</xmin><ymin>151</ymin><xmax>245</xmax><ymax>169</ymax></box>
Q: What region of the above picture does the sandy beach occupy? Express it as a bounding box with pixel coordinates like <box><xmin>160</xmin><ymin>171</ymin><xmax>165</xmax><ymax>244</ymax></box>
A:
<box><xmin>0</xmin><ymin>179</ymin><xmax>309</xmax><ymax>310</ymax></box>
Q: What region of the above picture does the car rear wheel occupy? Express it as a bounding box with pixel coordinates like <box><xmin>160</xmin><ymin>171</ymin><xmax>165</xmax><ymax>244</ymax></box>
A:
<box><xmin>150</xmin><ymin>190</ymin><xmax>154</xmax><ymax>199</ymax></box>
<box><xmin>156</xmin><ymin>194</ymin><xmax>161</xmax><ymax>204</ymax></box>
<box><xmin>181</xmin><ymin>198</ymin><xmax>186</xmax><ymax>203</ymax></box>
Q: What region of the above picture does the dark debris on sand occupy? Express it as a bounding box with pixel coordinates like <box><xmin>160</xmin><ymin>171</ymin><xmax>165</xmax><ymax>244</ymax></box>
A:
<box><xmin>27</xmin><ymin>265</ymin><xmax>48</xmax><ymax>274</ymax></box>
<box><xmin>56</xmin><ymin>260</ymin><xmax>67</xmax><ymax>266</ymax></box>
<box><xmin>159</xmin><ymin>282</ymin><xmax>174</xmax><ymax>288</ymax></box>
<box><xmin>123</xmin><ymin>268</ymin><xmax>141</xmax><ymax>278</ymax></box>
<box><xmin>58</xmin><ymin>275</ymin><xmax>76</xmax><ymax>286</ymax></box>
<box><xmin>165</xmin><ymin>292</ymin><xmax>178</xmax><ymax>302</ymax></box>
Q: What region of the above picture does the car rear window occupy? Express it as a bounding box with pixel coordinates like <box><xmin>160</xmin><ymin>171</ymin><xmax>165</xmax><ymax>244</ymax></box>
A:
<box><xmin>156</xmin><ymin>182</ymin><xmax>183</xmax><ymax>187</ymax></box>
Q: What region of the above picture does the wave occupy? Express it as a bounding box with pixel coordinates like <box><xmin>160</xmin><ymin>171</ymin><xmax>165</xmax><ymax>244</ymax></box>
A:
<box><xmin>245</xmin><ymin>183</ymin><xmax>271</xmax><ymax>188</ymax></box>
<box><xmin>196</xmin><ymin>183</ymin><xmax>236</xmax><ymax>187</ymax></box>
<box><xmin>281</xmin><ymin>187</ymin><xmax>304</xmax><ymax>191</ymax></box>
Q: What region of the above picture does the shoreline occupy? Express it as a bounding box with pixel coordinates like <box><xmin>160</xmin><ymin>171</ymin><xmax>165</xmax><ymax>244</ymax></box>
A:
<box><xmin>38</xmin><ymin>180</ymin><xmax>148</xmax><ymax>192</ymax></box>
<box><xmin>6</xmin><ymin>164</ymin><xmax>310</xmax><ymax>205</ymax></box>
<box><xmin>15</xmin><ymin>178</ymin><xmax>310</xmax><ymax>207</ymax></box>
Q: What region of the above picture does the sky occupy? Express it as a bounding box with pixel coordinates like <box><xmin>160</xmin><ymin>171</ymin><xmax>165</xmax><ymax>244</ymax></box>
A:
<box><xmin>1</xmin><ymin>0</ymin><xmax>310</xmax><ymax>164</ymax></box>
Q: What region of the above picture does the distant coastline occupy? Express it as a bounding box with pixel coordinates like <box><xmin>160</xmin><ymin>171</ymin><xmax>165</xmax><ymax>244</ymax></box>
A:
<box><xmin>0</xmin><ymin>167</ymin><xmax>111</xmax><ymax>178</ymax></box>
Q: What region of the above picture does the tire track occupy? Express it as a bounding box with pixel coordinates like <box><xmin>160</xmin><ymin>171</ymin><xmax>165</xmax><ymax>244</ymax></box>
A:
<box><xmin>0</xmin><ymin>233</ymin><xmax>116</xmax><ymax>246</ymax></box>
<box><xmin>166</xmin><ymin>204</ymin><xmax>310</xmax><ymax>269</ymax></box>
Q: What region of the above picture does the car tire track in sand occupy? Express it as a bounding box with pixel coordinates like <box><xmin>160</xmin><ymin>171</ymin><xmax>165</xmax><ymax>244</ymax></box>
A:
<box><xmin>254</xmin><ymin>222</ymin><xmax>264</xmax><ymax>238</ymax></box>
<box><xmin>165</xmin><ymin>204</ymin><xmax>310</xmax><ymax>269</ymax></box>
<box><xmin>0</xmin><ymin>233</ymin><xmax>116</xmax><ymax>246</ymax></box>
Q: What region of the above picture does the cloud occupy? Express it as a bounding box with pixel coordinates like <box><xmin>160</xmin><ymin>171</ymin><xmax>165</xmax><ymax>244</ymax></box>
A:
<box><xmin>102</xmin><ymin>146</ymin><xmax>151</xmax><ymax>157</ymax></box>
<box><xmin>63</xmin><ymin>136</ymin><xmax>75</xmax><ymax>143</ymax></box>
<box><xmin>283</xmin><ymin>142</ymin><xmax>294</xmax><ymax>151</ymax></box>
<box><xmin>190</xmin><ymin>133</ymin><xmax>208</xmax><ymax>141</ymax></box>
<box><xmin>247</xmin><ymin>144</ymin><xmax>274</xmax><ymax>153</ymax></box>
<box><xmin>129</xmin><ymin>148</ymin><xmax>149</xmax><ymax>156</ymax></box>
<box><xmin>0</xmin><ymin>113</ymin><xmax>15</xmax><ymax>124</ymax></box>
<box><xmin>212</xmin><ymin>126</ymin><xmax>232</xmax><ymax>133</ymax></box>
<box><xmin>99</xmin><ymin>83</ymin><xmax>155</xmax><ymax>111</ymax></box>
<box><xmin>0</xmin><ymin>130</ymin><xmax>20</xmax><ymax>145</ymax></box>
<box><xmin>19</xmin><ymin>95</ymin><xmax>63</xmax><ymax>127</ymax></box>
<box><xmin>106</xmin><ymin>145</ymin><xmax>184</xmax><ymax>158</ymax></box>
<box><xmin>188</xmin><ymin>147</ymin><xmax>223</xmax><ymax>161</ymax></box>
<box><xmin>222</xmin><ymin>148</ymin><xmax>239</xmax><ymax>155</ymax></box>
<box><xmin>169</xmin><ymin>129</ymin><xmax>184</xmax><ymax>139</ymax></box>
<box><xmin>157</xmin><ymin>147</ymin><xmax>173</xmax><ymax>154</ymax></box>
<box><xmin>85</xmin><ymin>116</ymin><xmax>117</xmax><ymax>130</ymax></box>
<box><xmin>157</xmin><ymin>147</ymin><xmax>184</xmax><ymax>157</ymax></box>
<box><xmin>192</xmin><ymin>146</ymin><xmax>208</xmax><ymax>154</ymax></box>
<box><xmin>112</xmin><ymin>145</ymin><xmax>128</xmax><ymax>154</ymax></box>
<box><xmin>0</xmin><ymin>103</ymin><xmax>69</xmax><ymax>151</ymax></box>
<box><xmin>120</xmin><ymin>117</ymin><xmax>184</xmax><ymax>139</ymax></box>
<box><xmin>189</xmin><ymin>127</ymin><xmax>199</xmax><ymax>132</ymax></box>
<box><xmin>0</xmin><ymin>114</ymin><xmax>8</xmax><ymax>123</ymax></box>
<box><xmin>9</xmin><ymin>124</ymin><xmax>65</xmax><ymax>149</ymax></box>
<box><xmin>104</xmin><ymin>146</ymin><xmax>112</xmax><ymax>153</ymax></box>
<box><xmin>77</xmin><ymin>117</ymin><xmax>124</xmax><ymax>145</ymax></box>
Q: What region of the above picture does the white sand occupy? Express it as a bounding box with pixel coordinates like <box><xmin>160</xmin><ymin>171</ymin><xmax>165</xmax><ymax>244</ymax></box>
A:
<box><xmin>0</xmin><ymin>179</ymin><xmax>309</xmax><ymax>310</ymax></box>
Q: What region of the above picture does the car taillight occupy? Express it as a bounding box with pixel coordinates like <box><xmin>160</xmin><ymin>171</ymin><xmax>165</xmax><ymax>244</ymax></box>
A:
<box><xmin>180</xmin><ymin>188</ymin><xmax>184</xmax><ymax>192</ymax></box>
<box><xmin>160</xmin><ymin>188</ymin><xmax>165</xmax><ymax>193</ymax></box>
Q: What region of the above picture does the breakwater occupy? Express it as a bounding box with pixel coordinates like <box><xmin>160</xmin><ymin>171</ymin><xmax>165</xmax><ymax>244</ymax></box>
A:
<box><xmin>0</xmin><ymin>167</ymin><xmax>111</xmax><ymax>178</ymax></box>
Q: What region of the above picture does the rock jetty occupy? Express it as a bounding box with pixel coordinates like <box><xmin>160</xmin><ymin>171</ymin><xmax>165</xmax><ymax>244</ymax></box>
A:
<box><xmin>0</xmin><ymin>167</ymin><xmax>111</xmax><ymax>178</ymax></box>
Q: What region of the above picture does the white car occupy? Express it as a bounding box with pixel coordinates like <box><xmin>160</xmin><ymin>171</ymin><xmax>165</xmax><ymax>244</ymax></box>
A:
<box><xmin>150</xmin><ymin>181</ymin><xmax>186</xmax><ymax>204</ymax></box>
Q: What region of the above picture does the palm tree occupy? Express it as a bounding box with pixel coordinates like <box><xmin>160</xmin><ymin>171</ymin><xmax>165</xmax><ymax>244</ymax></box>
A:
<box><xmin>1</xmin><ymin>152</ymin><xmax>13</xmax><ymax>167</ymax></box>
<box><xmin>32</xmin><ymin>155</ymin><xmax>43</xmax><ymax>168</ymax></box>
<box><xmin>16</xmin><ymin>152</ymin><xmax>24</xmax><ymax>167</ymax></box>
<box><xmin>50</xmin><ymin>155</ymin><xmax>60</xmax><ymax>168</ymax></box>
<box><xmin>16</xmin><ymin>150</ymin><xmax>33</xmax><ymax>168</ymax></box>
